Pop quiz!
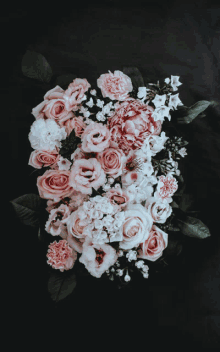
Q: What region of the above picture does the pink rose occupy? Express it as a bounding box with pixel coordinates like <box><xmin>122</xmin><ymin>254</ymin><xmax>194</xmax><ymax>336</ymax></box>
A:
<box><xmin>62</xmin><ymin>207</ymin><xmax>87</xmax><ymax>253</ymax></box>
<box><xmin>154</xmin><ymin>174</ymin><xmax>178</xmax><ymax>203</ymax></box>
<box><xmin>145</xmin><ymin>196</ymin><xmax>172</xmax><ymax>224</ymax></box>
<box><xmin>32</xmin><ymin>85</ymin><xmax>74</xmax><ymax>124</ymax></box>
<box><xmin>109</xmin><ymin>98</ymin><xmax>161</xmax><ymax>155</ymax></box>
<box><xmin>69</xmin><ymin>158</ymin><xmax>106</xmax><ymax>195</ymax></box>
<box><xmin>45</xmin><ymin>204</ymin><xmax>71</xmax><ymax>237</ymax></box>
<box><xmin>81</xmin><ymin>122</ymin><xmax>111</xmax><ymax>153</ymax></box>
<box><xmin>28</xmin><ymin>149</ymin><xmax>60</xmax><ymax>169</ymax></box>
<box><xmin>105</xmin><ymin>187</ymin><xmax>132</xmax><ymax>210</ymax></box>
<box><xmin>37</xmin><ymin>169</ymin><xmax>74</xmax><ymax>201</ymax></box>
<box><xmin>97</xmin><ymin>70</ymin><xmax>133</xmax><ymax>101</ymax></box>
<box><xmin>79</xmin><ymin>237</ymin><xmax>118</xmax><ymax>278</ymax></box>
<box><xmin>119</xmin><ymin>204</ymin><xmax>153</xmax><ymax>250</ymax></box>
<box><xmin>63</xmin><ymin>78</ymin><xmax>91</xmax><ymax>111</ymax></box>
<box><xmin>137</xmin><ymin>225</ymin><xmax>168</xmax><ymax>262</ymax></box>
<box><xmin>61</xmin><ymin>116</ymin><xmax>86</xmax><ymax>137</ymax></box>
<box><xmin>97</xmin><ymin>147</ymin><xmax>126</xmax><ymax>178</ymax></box>
<box><xmin>46</xmin><ymin>239</ymin><xmax>77</xmax><ymax>272</ymax></box>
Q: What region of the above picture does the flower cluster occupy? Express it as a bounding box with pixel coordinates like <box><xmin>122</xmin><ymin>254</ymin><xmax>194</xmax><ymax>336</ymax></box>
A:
<box><xmin>28</xmin><ymin>70</ymin><xmax>187</xmax><ymax>283</ymax></box>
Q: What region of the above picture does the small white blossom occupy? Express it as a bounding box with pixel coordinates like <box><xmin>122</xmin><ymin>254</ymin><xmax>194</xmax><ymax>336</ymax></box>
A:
<box><xmin>164</xmin><ymin>77</ymin><xmax>170</xmax><ymax>84</ymax></box>
<box><xmin>142</xmin><ymin>265</ymin><xmax>149</xmax><ymax>273</ymax></box>
<box><xmin>137</xmin><ymin>87</ymin><xmax>147</xmax><ymax>99</ymax></box>
<box><xmin>96</xmin><ymin>99</ymin><xmax>105</xmax><ymax>108</ymax></box>
<box><xmin>124</xmin><ymin>273</ymin><xmax>131</xmax><ymax>282</ymax></box>
<box><xmin>118</xmin><ymin>250</ymin><xmax>124</xmax><ymax>257</ymax></box>
<box><xmin>126</xmin><ymin>250</ymin><xmax>137</xmax><ymax>262</ymax></box>
<box><xmin>86</xmin><ymin>97</ymin><xmax>94</xmax><ymax>108</ymax></box>
<box><xmin>90</xmin><ymin>89</ymin><xmax>97</xmax><ymax>96</ymax></box>
<box><xmin>115</xmin><ymin>260</ymin><xmax>120</xmax><ymax>267</ymax></box>
<box><xmin>102</xmin><ymin>183</ymin><xmax>111</xmax><ymax>191</ymax></box>
<box><xmin>152</xmin><ymin>105</ymin><xmax>171</xmax><ymax>122</ymax></box>
<box><xmin>143</xmin><ymin>272</ymin><xmax>149</xmax><ymax>279</ymax></box>
<box><xmin>116</xmin><ymin>269</ymin><xmax>124</xmax><ymax>276</ymax></box>
<box><xmin>168</xmin><ymin>93</ymin><xmax>183</xmax><ymax>110</ymax></box>
<box><xmin>114</xmin><ymin>183</ymin><xmax>121</xmax><ymax>189</ymax></box>
<box><xmin>111</xmin><ymin>267</ymin><xmax>115</xmax><ymax>272</ymax></box>
<box><xmin>57</xmin><ymin>156</ymin><xmax>72</xmax><ymax>170</ymax></box>
<box><xmin>170</xmin><ymin>75</ymin><xmax>182</xmax><ymax>91</ymax></box>
<box><xmin>96</xmin><ymin>111</ymin><xmax>106</xmax><ymax>121</ymax></box>
<box><xmin>84</xmin><ymin>111</ymin><xmax>91</xmax><ymax>118</ymax></box>
<box><xmin>81</xmin><ymin>94</ymin><xmax>87</xmax><ymax>101</ymax></box>
<box><xmin>178</xmin><ymin>147</ymin><xmax>187</xmax><ymax>157</ymax></box>
<box><xmin>135</xmin><ymin>260</ymin><xmax>145</xmax><ymax>269</ymax></box>
<box><xmin>108</xmin><ymin>177</ymin><xmax>115</xmax><ymax>184</ymax></box>
<box><xmin>152</xmin><ymin>94</ymin><xmax>167</xmax><ymax>108</ymax></box>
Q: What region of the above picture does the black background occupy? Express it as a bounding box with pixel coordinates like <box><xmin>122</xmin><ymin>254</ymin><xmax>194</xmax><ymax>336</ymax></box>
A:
<box><xmin>3</xmin><ymin>1</ymin><xmax>220</xmax><ymax>347</ymax></box>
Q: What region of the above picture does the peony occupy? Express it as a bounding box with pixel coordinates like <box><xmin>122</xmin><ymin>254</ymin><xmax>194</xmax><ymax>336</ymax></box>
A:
<box><xmin>37</xmin><ymin>169</ymin><xmax>74</xmax><ymax>201</ymax></box>
<box><xmin>69</xmin><ymin>158</ymin><xmax>106</xmax><ymax>195</ymax></box>
<box><xmin>79</xmin><ymin>237</ymin><xmax>118</xmax><ymax>278</ymax></box>
<box><xmin>32</xmin><ymin>85</ymin><xmax>74</xmax><ymax>124</ymax></box>
<box><xmin>137</xmin><ymin>225</ymin><xmax>168</xmax><ymax>261</ymax></box>
<box><xmin>154</xmin><ymin>174</ymin><xmax>178</xmax><ymax>203</ymax></box>
<box><xmin>97</xmin><ymin>70</ymin><xmax>133</xmax><ymax>101</ymax></box>
<box><xmin>109</xmin><ymin>98</ymin><xmax>161</xmax><ymax>155</ymax></box>
<box><xmin>119</xmin><ymin>203</ymin><xmax>153</xmax><ymax>250</ymax></box>
<box><xmin>97</xmin><ymin>147</ymin><xmax>126</xmax><ymax>178</ymax></box>
<box><xmin>46</xmin><ymin>239</ymin><xmax>77</xmax><ymax>272</ymax></box>
<box><xmin>63</xmin><ymin>78</ymin><xmax>91</xmax><ymax>111</ymax></box>
<box><xmin>28</xmin><ymin>119</ymin><xmax>67</xmax><ymax>151</ymax></box>
<box><xmin>81</xmin><ymin>122</ymin><xmax>111</xmax><ymax>153</ymax></box>
<box><xmin>145</xmin><ymin>197</ymin><xmax>172</xmax><ymax>224</ymax></box>
<box><xmin>45</xmin><ymin>204</ymin><xmax>71</xmax><ymax>237</ymax></box>
<box><xmin>28</xmin><ymin>149</ymin><xmax>60</xmax><ymax>169</ymax></box>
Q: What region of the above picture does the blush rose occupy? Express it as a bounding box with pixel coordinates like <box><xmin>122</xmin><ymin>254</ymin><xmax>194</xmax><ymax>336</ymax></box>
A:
<box><xmin>45</xmin><ymin>204</ymin><xmax>71</xmax><ymax>237</ymax></box>
<box><xmin>28</xmin><ymin>149</ymin><xmax>60</xmax><ymax>169</ymax></box>
<box><xmin>63</xmin><ymin>78</ymin><xmax>91</xmax><ymax>111</ymax></box>
<box><xmin>145</xmin><ymin>196</ymin><xmax>172</xmax><ymax>224</ymax></box>
<box><xmin>97</xmin><ymin>147</ymin><xmax>126</xmax><ymax>178</ymax></box>
<box><xmin>61</xmin><ymin>116</ymin><xmax>86</xmax><ymax>137</ymax></box>
<box><xmin>81</xmin><ymin>122</ymin><xmax>111</xmax><ymax>153</ymax></box>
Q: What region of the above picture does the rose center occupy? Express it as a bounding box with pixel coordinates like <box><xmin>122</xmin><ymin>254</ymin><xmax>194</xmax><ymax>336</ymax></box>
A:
<box><xmin>95</xmin><ymin>249</ymin><xmax>105</xmax><ymax>265</ymax></box>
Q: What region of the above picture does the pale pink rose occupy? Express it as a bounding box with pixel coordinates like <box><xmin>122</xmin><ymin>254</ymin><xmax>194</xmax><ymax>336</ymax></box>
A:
<box><xmin>97</xmin><ymin>147</ymin><xmax>126</xmax><ymax>178</ymax></box>
<box><xmin>119</xmin><ymin>203</ymin><xmax>153</xmax><ymax>250</ymax></box>
<box><xmin>105</xmin><ymin>187</ymin><xmax>132</xmax><ymax>210</ymax></box>
<box><xmin>46</xmin><ymin>239</ymin><xmax>77</xmax><ymax>272</ymax></box>
<box><xmin>37</xmin><ymin>169</ymin><xmax>75</xmax><ymax>201</ymax></box>
<box><xmin>154</xmin><ymin>174</ymin><xmax>178</xmax><ymax>203</ymax></box>
<box><xmin>32</xmin><ymin>85</ymin><xmax>74</xmax><ymax>124</ymax></box>
<box><xmin>81</xmin><ymin>122</ymin><xmax>111</xmax><ymax>153</ymax></box>
<box><xmin>28</xmin><ymin>149</ymin><xmax>60</xmax><ymax>169</ymax></box>
<box><xmin>45</xmin><ymin>204</ymin><xmax>71</xmax><ymax>237</ymax></box>
<box><xmin>109</xmin><ymin>98</ymin><xmax>160</xmax><ymax>155</ymax></box>
<box><xmin>97</xmin><ymin>70</ymin><xmax>133</xmax><ymax>101</ymax></box>
<box><xmin>145</xmin><ymin>196</ymin><xmax>172</xmax><ymax>224</ymax></box>
<box><xmin>61</xmin><ymin>116</ymin><xmax>86</xmax><ymax>137</ymax></box>
<box><xmin>63</xmin><ymin>78</ymin><xmax>91</xmax><ymax>111</ymax></box>
<box><xmin>69</xmin><ymin>158</ymin><xmax>106</xmax><ymax>195</ymax></box>
<box><xmin>137</xmin><ymin>225</ymin><xmax>168</xmax><ymax>262</ymax></box>
<box><xmin>79</xmin><ymin>237</ymin><xmax>118</xmax><ymax>278</ymax></box>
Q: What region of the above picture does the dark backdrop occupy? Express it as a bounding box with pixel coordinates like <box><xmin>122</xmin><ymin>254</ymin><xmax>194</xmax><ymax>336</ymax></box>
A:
<box><xmin>3</xmin><ymin>1</ymin><xmax>220</xmax><ymax>347</ymax></box>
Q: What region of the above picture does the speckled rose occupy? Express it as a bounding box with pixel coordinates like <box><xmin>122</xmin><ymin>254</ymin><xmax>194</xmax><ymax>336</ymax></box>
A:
<box><xmin>46</xmin><ymin>239</ymin><xmax>77</xmax><ymax>272</ymax></box>
<box><xmin>97</xmin><ymin>70</ymin><xmax>133</xmax><ymax>101</ymax></box>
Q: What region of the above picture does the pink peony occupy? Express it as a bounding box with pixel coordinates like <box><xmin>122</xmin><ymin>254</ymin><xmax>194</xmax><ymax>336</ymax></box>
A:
<box><xmin>79</xmin><ymin>237</ymin><xmax>118</xmax><ymax>278</ymax></box>
<box><xmin>97</xmin><ymin>147</ymin><xmax>126</xmax><ymax>178</ymax></box>
<box><xmin>63</xmin><ymin>78</ymin><xmax>91</xmax><ymax>111</ymax></box>
<box><xmin>32</xmin><ymin>85</ymin><xmax>74</xmax><ymax>124</ymax></box>
<box><xmin>154</xmin><ymin>174</ymin><xmax>178</xmax><ymax>203</ymax></box>
<box><xmin>37</xmin><ymin>169</ymin><xmax>75</xmax><ymax>201</ymax></box>
<box><xmin>46</xmin><ymin>239</ymin><xmax>77</xmax><ymax>272</ymax></box>
<box><xmin>109</xmin><ymin>98</ymin><xmax>161</xmax><ymax>155</ymax></box>
<box><xmin>97</xmin><ymin>70</ymin><xmax>133</xmax><ymax>101</ymax></box>
<box><xmin>81</xmin><ymin>122</ymin><xmax>111</xmax><ymax>153</ymax></box>
<box><xmin>28</xmin><ymin>149</ymin><xmax>60</xmax><ymax>169</ymax></box>
<box><xmin>45</xmin><ymin>204</ymin><xmax>71</xmax><ymax>237</ymax></box>
<box><xmin>60</xmin><ymin>116</ymin><xmax>86</xmax><ymax>137</ymax></box>
<box><xmin>69</xmin><ymin>158</ymin><xmax>106</xmax><ymax>195</ymax></box>
<box><xmin>137</xmin><ymin>225</ymin><xmax>168</xmax><ymax>262</ymax></box>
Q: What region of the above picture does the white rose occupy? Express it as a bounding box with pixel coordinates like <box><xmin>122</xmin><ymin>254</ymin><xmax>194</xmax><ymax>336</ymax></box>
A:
<box><xmin>145</xmin><ymin>197</ymin><xmax>172</xmax><ymax>224</ymax></box>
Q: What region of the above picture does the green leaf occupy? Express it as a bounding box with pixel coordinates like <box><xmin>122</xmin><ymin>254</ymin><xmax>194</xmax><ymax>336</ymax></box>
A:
<box><xmin>176</xmin><ymin>216</ymin><xmax>211</xmax><ymax>239</ymax></box>
<box><xmin>48</xmin><ymin>269</ymin><xmax>77</xmax><ymax>303</ymax></box>
<box><xmin>122</xmin><ymin>67</ymin><xmax>145</xmax><ymax>89</ymax></box>
<box><xmin>21</xmin><ymin>50</ymin><xmax>53</xmax><ymax>83</ymax></box>
<box><xmin>178</xmin><ymin>193</ymin><xmax>195</xmax><ymax>212</ymax></box>
<box><xmin>176</xmin><ymin>100</ymin><xmax>211</xmax><ymax>124</ymax></box>
<box><xmin>55</xmin><ymin>74</ymin><xmax>77</xmax><ymax>90</ymax></box>
<box><xmin>164</xmin><ymin>239</ymin><xmax>183</xmax><ymax>256</ymax></box>
<box><xmin>10</xmin><ymin>194</ymin><xmax>44</xmax><ymax>227</ymax></box>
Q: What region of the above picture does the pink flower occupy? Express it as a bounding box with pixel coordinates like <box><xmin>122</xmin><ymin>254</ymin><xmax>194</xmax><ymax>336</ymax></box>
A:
<box><xmin>137</xmin><ymin>225</ymin><xmax>168</xmax><ymax>262</ymax></box>
<box><xmin>97</xmin><ymin>70</ymin><xmax>133</xmax><ymax>101</ymax></box>
<box><xmin>154</xmin><ymin>174</ymin><xmax>178</xmax><ymax>203</ymax></box>
<box><xmin>79</xmin><ymin>237</ymin><xmax>118</xmax><ymax>278</ymax></box>
<box><xmin>45</xmin><ymin>204</ymin><xmax>71</xmax><ymax>237</ymax></box>
<box><xmin>60</xmin><ymin>116</ymin><xmax>86</xmax><ymax>137</ymax></box>
<box><xmin>46</xmin><ymin>239</ymin><xmax>77</xmax><ymax>272</ymax></box>
<box><xmin>69</xmin><ymin>158</ymin><xmax>106</xmax><ymax>195</ymax></box>
<box><xmin>81</xmin><ymin>122</ymin><xmax>111</xmax><ymax>153</ymax></box>
<box><xmin>32</xmin><ymin>86</ymin><xmax>74</xmax><ymax>124</ymax></box>
<box><xmin>63</xmin><ymin>78</ymin><xmax>91</xmax><ymax>111</ymax></box>
<box><xmin>105</xmin><ymin>187</ymin><xmax>132</xmax><ymax>210</ymax></box>
<box><xmin>97</xmin><ymin>147</ymin><xmax>126</xmax><ymax>178</ymax></box>
<box><xmin>119</xmin><ymin>204</ymin><xmax>153</xmax><ymax>250</ymax></box>
<box><xmin>109</xmin><ymin>98</ymin><xmax>160</xmax><ymax>155</ymax></box>
<box><xmin>37</xmin><ymin>169</ymin><xmax>74</xmax><ymax>201</ymax></box>
<box><xmin>28</xmin><ymin>149</ymin><xmax>60</xmax><ymax>169</ymax></box>
<box><xmin>145</xmin><ymin>197</ymin><xmax>172</xmax><ymax>224</ymax></box>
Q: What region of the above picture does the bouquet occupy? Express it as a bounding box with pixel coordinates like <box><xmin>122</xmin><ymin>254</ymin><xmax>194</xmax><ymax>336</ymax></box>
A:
<box><xmin>11</xmin><ymin>51</ymin><xmax>212</xmax><ymax>302</ymax></box>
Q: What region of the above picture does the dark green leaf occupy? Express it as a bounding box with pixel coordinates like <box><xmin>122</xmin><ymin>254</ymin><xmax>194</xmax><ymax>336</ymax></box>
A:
<box><xmin>55</xmin><ymin>74</ymin><xmax>77</xmax><ymax>89</ymax></box>
<box><xmin>164</xmin><ymin>239</ymin><xmax>183</xmax><ymax>256</ymax></box>
<box><xmin>178</xmin><ymin>193</ymin><xmax>195</xmax><ymax>212</ymax></box>
<box><xmin>122</xmin><ymin>67</ymin><xmax>145</xmax><ymax>89</ymax></box>
<box><xmin>176</xmin><ymin>100</ymin><xmax>211</xmax><ymax>124</ymax></box>
<box><xmin>176</xmin><ymin>216</ymin><xmax>211</xmax><ymax>239</ymax></box>
<box><xmin>48</xmin><ymin>270</ymin><xmax>77</xmax><ymax>303</ymax></box>
<box><xmin>10</xmin><ymin>194</ymin><xmax>44</xmax><ymax>227</ymax></box>
<box><xmin>21</xmin><ymin>50</ymin><xmax>53</xmax><ymax>83</ymax></box>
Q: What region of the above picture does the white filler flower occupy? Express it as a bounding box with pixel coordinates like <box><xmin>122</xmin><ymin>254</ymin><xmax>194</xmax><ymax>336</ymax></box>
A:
<box><xmin>28</xmin><ymin>119</ymin><xmax>67</xmax><ymax>151</ymax></box>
